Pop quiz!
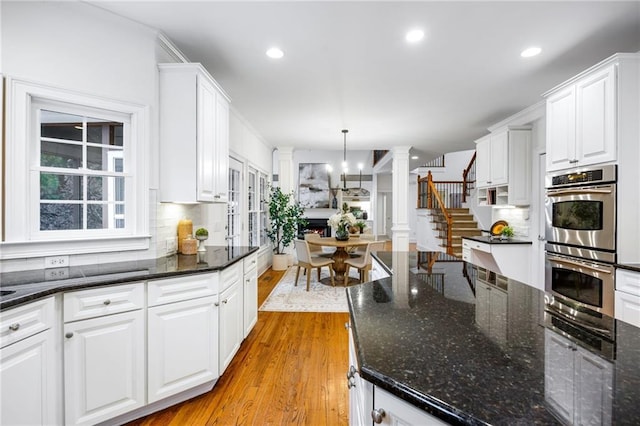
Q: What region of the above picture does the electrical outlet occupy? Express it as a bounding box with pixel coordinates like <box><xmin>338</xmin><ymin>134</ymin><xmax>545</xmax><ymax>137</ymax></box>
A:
<box><xmin>166</xmin><ymin>237</ymin><xmax>177</xmax><ymax>255</ymax></box>
<box><xmin>44</xmin><ymin>255</ymin><xmax>69</xmax><ymax>269</ymax></box>
<box><xmin>45</xmin><ymin>267</ymin><xmax>69</xmax><ymax>281</ymax></box>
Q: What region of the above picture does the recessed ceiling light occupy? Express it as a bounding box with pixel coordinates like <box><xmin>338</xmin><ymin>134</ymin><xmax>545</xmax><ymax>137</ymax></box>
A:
<box><xmin>411</xmin><ymin>155</ymin><xmax>419</xmax><ymax>160</ymax></box>
<box><xmin>405</xmin><ymin>29</ymin><xmax>424</xmax><ymax>43</ymax></box>
<box><xmin>266</xmin><ymin>47</ymin><xmax>284</xmax><ymax>59</ymax></box>
<box><xmin>521</xmin><ymin>47</ymin><xmax>542</xmax><ymax>58</ymax></box>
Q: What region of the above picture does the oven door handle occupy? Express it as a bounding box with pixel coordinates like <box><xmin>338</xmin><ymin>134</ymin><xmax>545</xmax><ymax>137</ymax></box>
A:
<box><xmin>548</xmin><ymin>256</ymin><xmax>613</xmax><ymax>274</ymax></box>
<box><xmin>547</xmin><ymin>188</ymin><xmax>612</xmax><ymax>196</ymax></box>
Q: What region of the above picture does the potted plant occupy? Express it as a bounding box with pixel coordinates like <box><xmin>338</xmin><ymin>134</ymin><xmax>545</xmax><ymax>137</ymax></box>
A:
<box><xmin>328</xmin><ymin>203</ymin><xmax>357</xmax><ymax>240</ymax></box>
<box><xmin>266</xmin><ymin>186</ymin><xmax>307</xmax><ymax>270</ymax></box>
<box><xmin>355</xmin><ymin>220</ymin><xmax>367</xmax><ymax>234</ymax></box>
<box><xmin>195</xmin><ymin>227</ymin><xmax>208</xmax><ymax>252</ymax></box>
<box><xmin>500</xmin><ymin>225</ymin><xmax>515</xmax><ymax>240</ymax></box>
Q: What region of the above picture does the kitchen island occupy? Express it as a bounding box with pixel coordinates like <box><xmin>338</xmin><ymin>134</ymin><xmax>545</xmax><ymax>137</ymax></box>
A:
<box><xmin>347</xmin><ymin>251</ymin><xmax>640</xmax><ymax>425</ymax></box>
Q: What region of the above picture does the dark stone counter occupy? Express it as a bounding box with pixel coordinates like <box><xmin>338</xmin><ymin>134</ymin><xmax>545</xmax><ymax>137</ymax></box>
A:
<box><xmin>347</xmin><ymin>251</ymin><xmax>640</xmax><ymax>425</ymax></box>
<box><xmin>0</xmin><ymin>246</ymin><xmax>258</xmax><ymax>310</ymax></box>
<box><xmin>463</xmin><ymin>235</ymin><xmax>533</xmax><ymax>245</ymax></box>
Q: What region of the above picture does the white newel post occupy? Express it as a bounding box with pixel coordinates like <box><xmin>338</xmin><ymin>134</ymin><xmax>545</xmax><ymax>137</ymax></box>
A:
<box><xmin>391</xmin><ymin>146</ymin><xmax>411</xmax><ymax>252</ymax></box>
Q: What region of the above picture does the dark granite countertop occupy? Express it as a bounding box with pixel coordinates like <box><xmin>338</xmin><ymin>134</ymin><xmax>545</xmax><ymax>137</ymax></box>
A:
<box><xmin>0</xmin><ymin>246</ymin><xmax>258</xmax><ymax>310</ymax></box>
<box><xmin>462</xmin><ymin>235</ymin><xmax>533</xmax><ymax>245</ymax></box>
<box><xmin>348</xmin><ymin>251</ymin><xmax>640</xmax><ymax>425</ymax></box>
<box><xmin>617</xmin><ymin>263</ymin><xmax>640</xmax><ymax>273</ymax></box>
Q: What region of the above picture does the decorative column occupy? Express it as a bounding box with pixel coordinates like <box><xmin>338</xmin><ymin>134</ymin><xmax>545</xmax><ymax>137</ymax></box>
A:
<box><xmin>276</xmin><ymin>146</ymin><xmax>295</xmax><ymax>194</ymax></box>
<box><xmin>391</xmin><ymin>146</ymin><xmax>411</xmax><ymax>251</ymax></box>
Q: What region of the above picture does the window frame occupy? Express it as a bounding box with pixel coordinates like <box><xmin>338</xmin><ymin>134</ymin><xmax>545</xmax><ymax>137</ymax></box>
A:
<box><xmin>2</xmin><ymin>78</ymin><xmax>150</xmax><ymax>259</ymax></box>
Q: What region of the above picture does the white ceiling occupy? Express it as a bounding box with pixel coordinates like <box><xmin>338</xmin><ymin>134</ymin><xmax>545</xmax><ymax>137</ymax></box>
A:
<box><xmin>92</xmin><ymin>1</ymin><xmax>640</xmax><ymax>165</ymax></box>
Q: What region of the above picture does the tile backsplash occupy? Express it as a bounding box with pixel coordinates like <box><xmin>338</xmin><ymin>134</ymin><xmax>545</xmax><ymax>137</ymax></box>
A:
<box><xmin>492</xmin><ymin>207</ymin><xmax>530</xmax><ymax>238</ymax></box>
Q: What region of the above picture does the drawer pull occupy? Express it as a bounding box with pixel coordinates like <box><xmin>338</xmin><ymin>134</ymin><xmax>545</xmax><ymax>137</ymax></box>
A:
<box><xmin>103</xmin><ymin>299</ymin><xmax>112</xmax><ymax>306</ymax></box>
<box><xmin>346</xmin><ymin>365</ymin><xmax>357</xmax><ymax>380</ymax></box>
<box><xmin>347</xmin><ymin>378</ymin><xmax>356</xmax><ymax>389</ymax></box>
<box><xmin>371</xmin><ymin>408</ymin><xmax>386</xmax><ymax>424</ymax></box>
<box><xmin>8</xmin><ymin>323</ymin><xmax>20</xmax><ymax>332</ymax></box>
<box><xmin>65</xmin><ymin>332</ymin><xmax>74</xmax><ymax>339</ymax></box>
<box><xmin>214</xmin><ymin>302</ymin><xmax>220</xmax><ymax>307</ymax></box>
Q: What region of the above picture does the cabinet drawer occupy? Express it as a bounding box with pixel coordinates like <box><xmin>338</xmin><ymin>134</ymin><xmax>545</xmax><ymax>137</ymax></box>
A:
<box><xmin>243</xmin><ymin>254</ymin><xmax>258</xmax><ymax>273</ymax></box>
<box><xmin>616</xmin><ymin>269</ymin><xmax>640</xmax><ymax>297</ymax></box>
<box><xmin>615</xmin><ymin>290</ymin><xmax>640</xmax><ymax>328</ymax></box>
<box><xmin>463</xmin><ymin>239</ymin><xmax>490</xmax><ymax>253</ymax></box>
<box><xmin>220</xmin><ymin>262</ymin><xmax>242</xmax><ymax>292</ymax></box>
<box><xmin>64</xmin><ymin>283</ymin><xmax>144</xmax><ymax>323</ymax></box>
<box><xmin>148</xmin><ymin>273</ymin><xmax>218</xmax><ymax>307</ymax></box>
<box><xmin>0</xmin><ymin>297</ymin><xmax>55</xmax><ymax>349</ymax></box>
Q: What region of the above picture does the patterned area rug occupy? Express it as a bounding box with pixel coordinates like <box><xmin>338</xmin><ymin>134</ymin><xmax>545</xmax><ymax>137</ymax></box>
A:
<box><xmin>259</xmin><ymin>266</ymin><xmax>358</xmax><ymax>313</ymax></box>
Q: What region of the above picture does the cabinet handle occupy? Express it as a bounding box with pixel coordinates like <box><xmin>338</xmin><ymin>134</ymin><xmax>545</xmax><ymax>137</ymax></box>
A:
<box><xmin>103</xmin><ymin>299</ymin><xmax>111</xmax><ymax>306</ymax></box>
<box><xmin>65</xmin><ymin>332</ymin><xmax>74</xmax><ymax>339</ymax></box>
<box><xmin>214</xmin><ymin>302</ymin><xmax>220</xmax><ymax>307</ymax></box>
<box><xmin>8</xmin><ymin>323</ymin><xmax>20</xmax><ymax>332</ymax></box>
<box><xmin>570</xmin><ymin>159</ymin><xmax>579</xmax><ymax>163</ymax></box>
<box><xmin>223</xmin><ymin>299</ymin><xmax>228</xmax><ymax>304</ymax></box>
<box><xmin>347</xmin><ymin>365</ymin><xmax>357</xmax><ymax>380</ymax></box>
<box><xmin>347</xmin><ymin>378</ymin><xmax>356</xmax><ymax>389</ymax></box>
<box><xmin>371</xmin><ymin>408</ymin><xmax>386</xmax><ymax>424</ymax></box>
<box><xmin>344</xmin><ymin>322</ymin><xmax>350</xmax><ymax>330</ymax></box>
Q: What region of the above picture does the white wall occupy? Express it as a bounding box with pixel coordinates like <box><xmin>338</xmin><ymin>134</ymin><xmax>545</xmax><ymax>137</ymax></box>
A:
<box><xmin>413</xmin><ymin>149</ymin><xmax>475</xmax><ymax>181</ymax></box>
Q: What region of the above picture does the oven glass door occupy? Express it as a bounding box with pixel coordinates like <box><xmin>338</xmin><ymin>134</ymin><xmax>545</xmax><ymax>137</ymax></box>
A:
<box><xmin>545</xmin><ymin>253</ymin><xmax>614</xmax><ymax>316</ymax></box>
<box><xmin>545</xmin><ymin>184</ymin><xmax>615</xmax><ymax>251</ymax></box>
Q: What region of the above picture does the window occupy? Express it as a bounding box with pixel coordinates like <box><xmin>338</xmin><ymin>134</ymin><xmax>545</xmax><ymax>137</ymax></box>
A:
<box><xmin>247</xmin><ymin>167</ymin><xmax>269</xmax><ymax>248</ymax></box>
<box><xmin>2</xmin><ymin>78</ymin><xmax>149</xmax><ymax>259</ymax></box>
<box><xmin>36</xmin><ymin>105</ymin><xmax>130</xmax><ymax>234</ymax></box>
<box><xmin>227</xmin><ymin>157</ymin><xmax>243</xmax><ymax>249</ymax></box>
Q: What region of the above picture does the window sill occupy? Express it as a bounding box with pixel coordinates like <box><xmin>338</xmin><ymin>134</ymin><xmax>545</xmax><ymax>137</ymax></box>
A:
<box><xmin>0</xmin><ymin>235</ymin><xmax>151</xmax><ymax>260</ymax></box>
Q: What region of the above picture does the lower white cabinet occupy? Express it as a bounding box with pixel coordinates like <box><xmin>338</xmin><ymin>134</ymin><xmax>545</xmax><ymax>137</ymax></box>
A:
<box><xmin>615</xmin><ymin>268</ymin><xmax>640</xmax><ymax>327</ymax></box>
<box><xmin>219</xmin><ymin>278</ymin><xmax>243</xmax><ymax>374</ymax></box>
<box><xmin>348</xmin><ymin>325</ymin><xmax>373</xmax><ymax>426</ymax></box>
<box><xmin>372</xmin><ymin>387</ymin><xmax>449</xmax><ymax>426</ymax></box>
<box><xmin>475</xmin><ymin>278</ymin><xmax>508</xmax><ymax>347</ymax></box>
<box><xmin>1</xmin><ymin>297</ymin><xmax>59</xmax><ymax>426</ymax></box>
<box><xmin>64</xmin><ymin>308</ymin><xmax>145</xmax><ymax>425</ymax></box>
<box><xmin>544</xmin><ymin>329</ymin><xmax>613</xmax><ymax>425</ymax></box>
<box><xmin>243</xmin><ymin>254</ymin><xmax>258</xmax><ymax>338</ymax></box>
<box><xmin>371</xmin><ymin>257</ymin><xmax>390</xmax><ymax>281</ymax></box>
<box><xmin>147</xmin><ymin>295</ymin><xmax>219</xmax><ymax>403</ymax></box>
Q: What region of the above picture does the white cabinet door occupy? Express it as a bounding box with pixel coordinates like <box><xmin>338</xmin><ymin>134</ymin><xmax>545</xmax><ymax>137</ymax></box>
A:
<box><xmin>574</xmin><ymin>346</ymin><xmax>613</xmax><ymax>426</ymax></box>
<box><xmin>373</xmin><ymin>386</ymin><xmax>449</xmax><ymax>426</ymax></box>
<box><xmin>219</xmin><ymin>280</ymin><xmax>243</xmax><ymax>374</ymax></box>
<box><xmin>197</xmin><ymin>74</ymin><xmax>217</xmax><ymax>202</ymax></box>
<box><xmin>489</xmin><ymin>131</ymin><xmax>509</xmax><ymax>186</ymax></box>
<box><xmin>348</xmin><ymin>325</ymin><xmax>373</xmax><ymax>426</ymax></box>
<box><xmin>148</xmin><ymin>296</ymin><xmax>218</xmax><ymax>403</ymax></box>
<box><xmin>475</xmin><ymin>136</ymin><xmax>491</xmax><ymax>188</ymax></box>
<box><xmin>243</xmin><ymin>265</ymin><xmax>258</xmax><ymax>338</ymax></box>
<box><xmin>64</xmin><ymin>310</ymin><xmax>145</xmax><ymax>426</ymax></box>
<box><xmin>1</xmin><ymin>329</ymin><xmax>58</xmax><ymax>426</ymax></box>
<box><xmin>544</xmin><ymin>330</ymin><xmax>575</xmax><ymax>424</ymax></box>
<box><xmin>546</xmin><ymin>86</ymin><xmax>577</xmax><ymax>172</ymax></box>
<box><xmin>576</xmin><ymin>64</ymin><xmax>616</xmax><ymax>167</ymax></box>
<box><xmin>507</xmin><ymin>129</ymin><xmax>532</xmax><ymax>206</ymax></box>
<box><xmin>213</xmin><ymin>91</ymin><xmax>230</xmax><ymax>202</ymax></box>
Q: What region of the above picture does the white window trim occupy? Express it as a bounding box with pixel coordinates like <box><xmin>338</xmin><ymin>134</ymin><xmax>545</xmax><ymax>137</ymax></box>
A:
<box><xmin>2</xmin><ymin>77</ymin><xmax>150</xmax><ymax>260</ymax></box>
<box><xmin>247</xmin><ymin>162</ymin><xmax>270</xmax><ymax>249</ymax></box>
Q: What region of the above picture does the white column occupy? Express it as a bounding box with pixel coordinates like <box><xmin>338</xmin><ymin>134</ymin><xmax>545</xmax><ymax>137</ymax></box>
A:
<box><xmin>391</xmin><ymin>146</ymin><xmax>411</xmax><ymax>251</ymax></box>
<box><xmin>276</xmin><ymin>146</ymin><xmax>295</xmax><ymax>194</ymax></box>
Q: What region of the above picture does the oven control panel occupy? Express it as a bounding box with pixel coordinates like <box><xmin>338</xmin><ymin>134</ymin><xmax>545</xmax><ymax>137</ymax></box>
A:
<box><xmin>546</xmin><ymin>164</ymin><xmax>616</xmax><ymax>188</ymax></box>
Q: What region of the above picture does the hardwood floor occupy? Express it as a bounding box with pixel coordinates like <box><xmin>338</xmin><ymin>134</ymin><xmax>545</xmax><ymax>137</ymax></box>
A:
<box><xmin>127</xmin><ymin>268</ymin><xmax>350</xmax><ymax>426</ymax></box>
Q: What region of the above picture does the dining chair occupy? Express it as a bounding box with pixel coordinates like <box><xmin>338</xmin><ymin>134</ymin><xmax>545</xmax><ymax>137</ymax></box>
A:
<box><xmin>294</xmin><ymin>239</ymin><xmax>336</xmax><ymax>290</ymax></box>
<box><xmin>344</xmin><ymin>241</ymin><xmax>386</xmax><ymax>284</ymax></box>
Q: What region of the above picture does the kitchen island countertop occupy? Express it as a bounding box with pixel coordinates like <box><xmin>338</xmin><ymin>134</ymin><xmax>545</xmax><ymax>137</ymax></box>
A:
<box><xmin>347</xmin><ymin>251</ymin><xmax>640</xmax><ymax>425</ymax></box>
<box><xmin>0</xmin><ymin>246</ymin><xmax>258</xmax><ymax>310</ymax></box>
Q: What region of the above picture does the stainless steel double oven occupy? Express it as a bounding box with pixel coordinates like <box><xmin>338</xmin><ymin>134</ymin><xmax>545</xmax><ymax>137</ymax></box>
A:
<box><xmin>544</xmin><ymin>164</ymin><xmax>617</xmax><ymax>334</ymax></box>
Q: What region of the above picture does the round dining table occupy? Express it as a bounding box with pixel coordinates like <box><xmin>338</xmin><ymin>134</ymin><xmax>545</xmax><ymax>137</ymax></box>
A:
<box><xmin>306</xmin><ymin>237</ymin><xmax>371</xmax><ymax>284</ymax></box>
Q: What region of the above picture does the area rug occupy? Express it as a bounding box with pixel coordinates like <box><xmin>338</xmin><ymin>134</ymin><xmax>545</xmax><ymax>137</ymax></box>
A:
<box><xmin>259</xmin><ymin>266</ymin><xmax>359</xmax><ymax>313</ymax></box>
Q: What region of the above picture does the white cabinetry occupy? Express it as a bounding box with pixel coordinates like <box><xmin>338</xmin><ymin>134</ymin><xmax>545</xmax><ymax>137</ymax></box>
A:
<box><xmin>63</xmin><ymin>284</ymin><xmax>145</xmax><ymax>425</ymax></box>
<box><xmin>372</xmin><ymin>387</ymin><xmax>449</xmax><ymax>426</ymax></box>
<box><xmin>545</xmin><ymin>53</ymin><xmax>640</xmax><ymax>173</ymax></box>
<box><xmin>371</xmin><ymin>256</ymin><xmax>390</xmax><ymax>281</ymax></box>
<box><xmin>0</xmin><ymin>297</ymin><xmax>60</xmax><ymax>426</ymax></box>
<box><xmin>243</xmin><ymin>253</ymin><xmax>258</xmax><ymax>338</ymax></box>
<box><xmin>476</xmin><ymin>127</ymin><xmax>531</xmax><ymax>206</ymax></box>
<box><xmin>544</xmin><ymin>329</ymin><xmax>613</xmax><ymax>425</ymax></box>
<box><xmin>475</xmin><ymin>275</ymin><xmax>508</xmax><ymax>347</ymax></box>
<box><xmin>147</xmin><ymin>273</ymin><xmax>219</xmax><ymax>403</ymax></box>
<box><xmin>159</xmin><ymin>63</ymin><xmax>230</xmax><ymax>203</ymax></box>
<box><xmin>219</xmin><ymin>262</ymin><xmax>244</xmax><ymax>374</ymax></box>
<box><xmin>615</xmin><ymin>268</ymin><xmax>640</xmax><ymax>328</ymax></box>
<box><xmin>347</xmin><ymin>325</ymin><xmax>373</xmax><ymax>426</ymax></box>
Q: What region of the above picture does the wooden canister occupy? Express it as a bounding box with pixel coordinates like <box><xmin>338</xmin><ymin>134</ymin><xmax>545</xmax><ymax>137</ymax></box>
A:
<box><xmin>181</xmin><ymin>235</ymin><xmax>198</xmax><ymax>255</ymax></box>
<box><xmin>177</xmin><ymin>218</ymin><xmax>193</xmax><ymax>253</ymax></box>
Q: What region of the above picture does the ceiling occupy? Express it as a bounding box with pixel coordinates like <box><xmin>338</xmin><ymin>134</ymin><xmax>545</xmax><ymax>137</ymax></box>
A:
<box><xmin>92</xmin><ymin>1</ymin><xmax>640</xmax><ymax>167</ymax></box>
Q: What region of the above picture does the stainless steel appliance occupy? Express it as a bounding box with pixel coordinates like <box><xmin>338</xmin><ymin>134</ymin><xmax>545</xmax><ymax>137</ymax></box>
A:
<box><xmin>545</xmin><ymin>164</ymin><xmax>616</xmax><ymax>260</ymax></box>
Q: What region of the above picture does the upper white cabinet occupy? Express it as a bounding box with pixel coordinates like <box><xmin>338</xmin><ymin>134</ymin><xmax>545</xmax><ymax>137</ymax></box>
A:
<box><xmin>476</xmin><ymin>127</ymin><xmax>531</xmax><ymax>206</ymax></box>
<box><xmin>159</xmin><ymin>63</ymin><xmax>230</xmax><ymax>203</ymax></box>
<box><xmin>545</xmin><ymin>54</ymin><xmax>639</xmax><ymax>172</ymax></box>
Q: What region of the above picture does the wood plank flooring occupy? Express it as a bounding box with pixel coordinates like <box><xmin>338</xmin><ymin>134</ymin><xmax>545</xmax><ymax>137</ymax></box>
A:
<box><xmin>127</xmin><ymin>268</ymin><xmax>350</xmax><ymax>426</ymax></box>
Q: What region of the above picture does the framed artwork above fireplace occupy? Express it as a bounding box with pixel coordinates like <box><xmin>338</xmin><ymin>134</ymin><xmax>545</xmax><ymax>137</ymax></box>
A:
<box><xmin>298</xmin><ymin>163</ymin><xmax>330</xmax><ymax>209</ymax></box>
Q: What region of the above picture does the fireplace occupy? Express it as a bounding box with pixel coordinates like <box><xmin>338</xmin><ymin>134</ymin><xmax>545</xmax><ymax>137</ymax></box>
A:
<box><xmin>299</xmin><ymin>218</ymin><xmax>332</xmax><ymax>238</ymax></box>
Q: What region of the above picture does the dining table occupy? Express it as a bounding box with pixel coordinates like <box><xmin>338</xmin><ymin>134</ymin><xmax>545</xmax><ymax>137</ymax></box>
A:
<box><xmin>306</xmin><ymin>236</ymin><xmax>371</xmax><ymax>284</ymax></box>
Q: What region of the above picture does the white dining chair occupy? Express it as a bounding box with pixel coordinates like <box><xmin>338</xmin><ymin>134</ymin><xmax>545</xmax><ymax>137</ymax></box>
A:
<box><xmin>344</xmin><ymin>241</ymin><xmax>386</xmax><ymax>284</ymax></box>
<box><xmin>294</xmin><ymin>239</ymin><xmax>336</xmax><ymax>290</ymax></box>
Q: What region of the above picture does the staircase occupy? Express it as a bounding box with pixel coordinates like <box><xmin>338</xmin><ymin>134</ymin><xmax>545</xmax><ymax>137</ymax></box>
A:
<box><xmin>429</xmin><ymin>208</ymin><xmax>482</xmax><ymax>257</ymax></box>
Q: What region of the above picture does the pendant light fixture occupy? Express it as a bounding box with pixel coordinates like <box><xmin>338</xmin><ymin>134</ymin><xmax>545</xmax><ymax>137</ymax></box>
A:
<box><xmin>341</xmin><ymin>129</ymin><xmax>349</xmax><ymax>191</ymax></box>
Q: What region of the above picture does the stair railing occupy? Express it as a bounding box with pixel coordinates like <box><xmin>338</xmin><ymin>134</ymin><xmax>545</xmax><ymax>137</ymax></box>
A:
<box><xmin>462</xmin><ymin>152</ymin><xmax>476</xmax><ymax>203</ymax></box>
<box><xmin>423</xmin><ymin>171</ymin><xmax>453</xmax><ymax>256</ymax></box>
